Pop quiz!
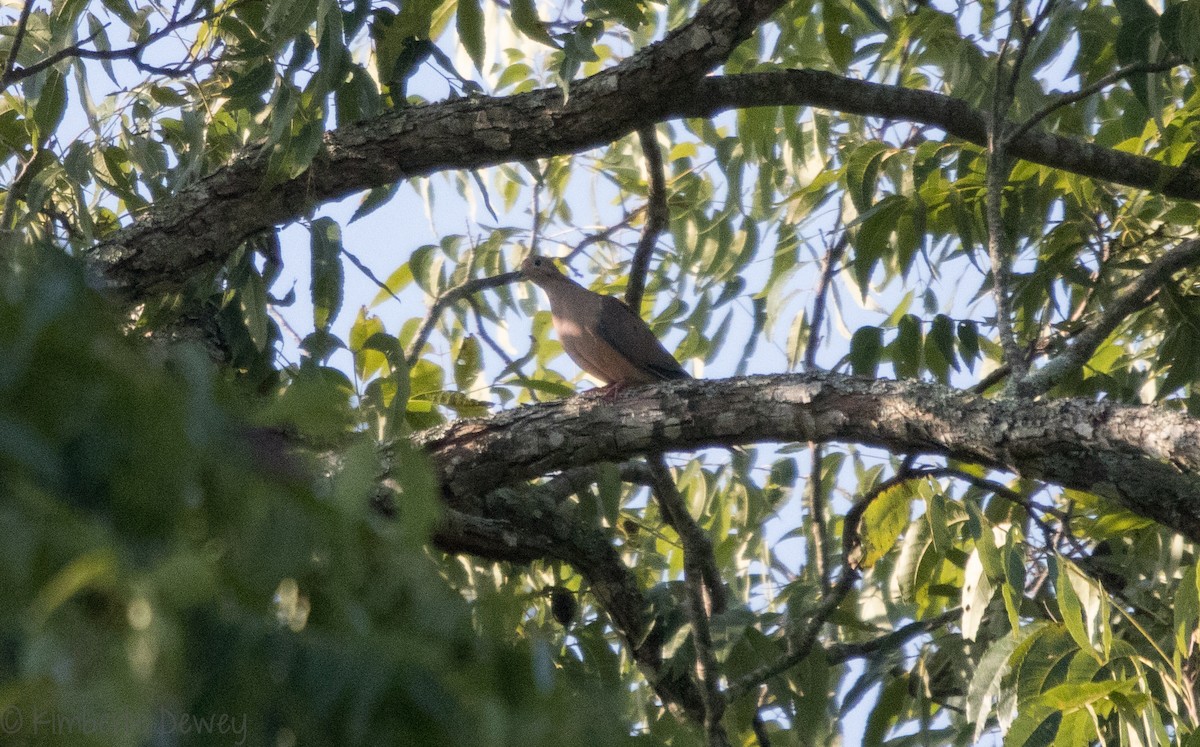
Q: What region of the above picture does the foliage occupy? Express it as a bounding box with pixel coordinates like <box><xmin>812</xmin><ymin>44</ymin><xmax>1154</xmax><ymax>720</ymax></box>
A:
<box><xmin>4</xmin><ymin>0</ymin><xmax>1200</xmax><ymax>745</ymax></box>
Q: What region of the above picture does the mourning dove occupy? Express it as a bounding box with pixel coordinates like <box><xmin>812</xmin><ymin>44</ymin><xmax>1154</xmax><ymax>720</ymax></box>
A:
<box><xmin>521</xmin><ymin>255</ymin><xmax>691</xmax><ymax>386</ymax></box>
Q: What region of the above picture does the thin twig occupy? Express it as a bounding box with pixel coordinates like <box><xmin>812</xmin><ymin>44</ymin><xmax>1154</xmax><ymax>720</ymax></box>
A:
<box><xmin>805</xmin><ymin>231</ymin><xmax>848</xmax><ymax>369</ymax></box>
<box><xmin>3</xmin><ymin>2</ymin><xmax>227</xmax><ymax>86</ymax></box>
<box><xmin>626</xmin><ymin>126</ymin><xmax>668</xmax><ymax>310</ymax></box>
<box><xmin>751</xmin><ymin>712</ymin><xmax>773</xmax><ymax>747</ymax></box>
<box><xmin>467</xmin><ymin>295</ymin><xmax>540</xmax><ymax>395</ymax></box>
<box><xmin>1008</xmin><ymin>58</ymin><xmax>1184</xmax><ymax>147</ymax></box>
<box><xmin>1017</xmin><ymin>237</ymin><xmax>1200</xmax><ymax>395</ymax></box>
<box><xmin>1</xmin><ymin>0</ymin><xmax>36</xmax><ymax>89</ymax></box>
<box><xmin>562</xmin><ymin>208</ymin><xmax>645</xmax><ymax>263</ymax></box>
<box><xmin>826</xmin><ymin>609</ymin><xmax>960</xmax><ymax>664</ymax></box>
<box><xmin>724</xmin><ymin>461</ymin><xmax>910</xmax><ymax>702</ymax></box>
<box><xmin>647</xmin><ymin>456</ymin><xmax>728</xmax><ymax>613</ymax></box>
<box><xmin>806</xmin><ymin>444</ymin><xmax>831</xmax><ymax>589</ymax></box>
<box><xmin>406</xmin><ymin>271</ymin><xmax>521</xmax><ymax>367</ymax></box>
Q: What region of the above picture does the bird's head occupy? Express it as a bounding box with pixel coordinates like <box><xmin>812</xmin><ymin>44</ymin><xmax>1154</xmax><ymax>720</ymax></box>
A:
<box><xmin>520</xmin><ymin>255</ymin><xmax>568</xmax><ymax>286</ymax></box>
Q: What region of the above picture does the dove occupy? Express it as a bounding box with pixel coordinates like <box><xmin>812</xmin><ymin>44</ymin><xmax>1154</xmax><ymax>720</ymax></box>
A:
<box><xmin>521</xmin><ymin>255</ymin><xmax>691</xmax><ymax>386</ymax></box>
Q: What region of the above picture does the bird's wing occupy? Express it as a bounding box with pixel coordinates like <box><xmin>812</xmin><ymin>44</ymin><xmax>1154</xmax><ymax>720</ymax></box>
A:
<box><xmin>595</xmin><ymin>295</ymin><xmax>690</xmax><ymax>381</ymax></box>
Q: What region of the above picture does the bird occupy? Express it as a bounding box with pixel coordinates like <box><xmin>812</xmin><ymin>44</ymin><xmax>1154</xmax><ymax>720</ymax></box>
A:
<box><xmin>520</xmin><ymin>255</ymin><xmax>691</xmax><ymax>387</ymax></box>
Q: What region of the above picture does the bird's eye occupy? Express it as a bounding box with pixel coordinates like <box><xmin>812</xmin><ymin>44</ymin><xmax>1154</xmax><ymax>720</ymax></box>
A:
<box><xmin>533</xmin><ymin>259</ymin><xmax>542</xmax><ymax>266</ymax></box>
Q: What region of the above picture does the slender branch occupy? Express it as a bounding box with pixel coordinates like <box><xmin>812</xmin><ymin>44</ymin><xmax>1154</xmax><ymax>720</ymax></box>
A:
<box><xmin>987</xmin><ymin>38</ymin><xmax>1026</xmax><ymax>388</ymax></box>
<box><xmin>466</xmin><ymin>295</ymin><xmax>545</xmax><ymax>397</ymax></box>
<box><xmin>805</xmin><ymin>232</ymin><xmax>847</xmax><ymax>370</ymax></box>
<box><xmin>1</xmin><ymin>0</ymin><xmax>35</xmax><ymax>89</ymax></box>
<box><xmin>724</xmin><ymin>461</ymin><xmax>915</xmax><ymax>702</ymax></box>
<box><xmin>1017</xmin><ymin>237</ymin><xmax>1200</xmax><ymax>396</ymax></box>
<box><xmin>751</xmin><ymin>711</ymin><xmax>773</xmax><ymax>747</ymax></box>
<box><xmin>2</xmin><ymin>2</ymin><xmax>224</xmax><ymax>87</ymax></box>
<box><xmin>406</xmin><ymin>271</ymin><xmax>521</xmax><ymax>367</ymax></box>
<box><xmin>825</xmin><ymin>609</ymin><xmax>960</xmax><ymax>664</ymax></box>
<box><xmin>1009</xmin><ymin>58</ymin><xmax>1185</xmax><ymax>147</ymax></box>
<box><xmin>647</xmin><ymin>455</ymin><xmax>729</xmax><ymax>744</ymax></box>
<box><xmin>430</xmin><ymin>481</ymin><xmax>707</xmax><ymax>719</ymax></box>
<box><xmin>626</xmin><ymin>126</ymin><xmax>668</xmax><ymax>311</ymax></box>
<box><xmin>562</xmin><ymin>209</ymin><xmax>644</xmax><ymax>263</ymax></box>
<box><xmin>806</xmin><ymin>444</ymin><xmax>831</xmax><ymax>589</ymax></box>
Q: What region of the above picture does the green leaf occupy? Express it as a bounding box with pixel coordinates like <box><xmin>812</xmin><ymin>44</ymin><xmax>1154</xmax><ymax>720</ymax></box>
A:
<box><xmin>822</xmin><ymin>0</ymin><xmax>853</xmax><ymax>71</ymax></box>
<box><xmin>967</xmin><ymin>633</ymin><xmax>1022</xmax><ymax>744</ymax></box>
<box><xmin>892</xmin><ymin>314</ymin><xmax>922</xmax><ymax>379</ymax></box>
<box><xmin>859</xmin><ymin>480</ymin><xmax>913</xmax><ymax>568</ymax></box>
<box><xmin>1114</xmin><ymin>0</ymin><xmax>1160</xmax><ymax>107</ymax></box>
<box><xmin>844</xmin><ymin>142</ymin><xmax>889</xmax><ymax>212</ymax></box>
<box><xmin>849</xmin><ymin>326</ymin><xmax>883</xmax><ymax>377</ymax></box>
<box><xmin>863</xmin><ymin>675</ymin><xmax>908</xmax><ymax>747</ymax></box>
<box><xmin>961</xmin><ymin>547</ymin><xmax>994</xmax><ymax>641</ymax></box>
<box><xmin>957</xmin><ymin>320</ymin><xmax>980</xmax><ymax>372</ymax></box>
<box><xmin>1056</xmin><ymin>556</ymin><xmax>1098</xmax><ymax>661</ymax></box>
<box><xmin>32</xmin><ymin>70</ymin><xmax>68</xmax><ymax>141</ymax></box>
<box><xmin>926</xmin><ymin>314</ymin><xmax>958</xmax><ymax>379</ymax></box>
<box><xmin>239</xmin><ymin>270</ymin><xmax>271</xmax><ymax>350</ymax></box>
<box><xmin>1039</xmin><ymin>678</ymin><xmax>1134</xmax><ymax>711</ymax></box>
<box><xmin>457</xmin><ymin>0</ymin><xmax>486</xmax><ymax>69</ymax></box>
<box><xmin>511</xmin><ymin>0</ymin><xmax>559</xmax><ymax>47</ymax></box>
<box><xmin>453</xmin><ymin>335</ymin><xmax>482</xmax><ymax>391</ymax></box>
<box><xmin>311</xmin><ymin>217</ymin><xmax>344</xmax><ymax>332</ymax></box>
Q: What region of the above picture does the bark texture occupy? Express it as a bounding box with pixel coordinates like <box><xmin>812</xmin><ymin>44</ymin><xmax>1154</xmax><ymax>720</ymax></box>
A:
<box><xmin>419</xmin><ymin>373</ymin><xmax>1200</xmax><ymax>542</ymax></box>
<box><xmin>88</xmin><ymin>47</ymin><xmax>1200</xmax><ymax>302</ymax></box>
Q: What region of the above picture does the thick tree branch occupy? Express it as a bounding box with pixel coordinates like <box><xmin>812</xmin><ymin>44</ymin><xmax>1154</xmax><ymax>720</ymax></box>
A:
<box><xmin>417</xmin><ymin>373</ymin><xmax>1200</xmax><ymax>542</ymax></box>
<box><xmin>678</xmin><ymin>72</ymin><xmax>1200</xmax><ymax>199</ymax></box>
<box><xmin>90</xmin><ymin>0</ymin><xmax>787</xmax><ymax>300</ymax></box>
<box><xmin>89</xmin><ymin>65</ymin><xmax>1200</xmax><ymax>304</ymax></box>
<box><xmin>430</xmin><ymin>484</ymin><xmax>707</xmax><ymax>719</ymax></box>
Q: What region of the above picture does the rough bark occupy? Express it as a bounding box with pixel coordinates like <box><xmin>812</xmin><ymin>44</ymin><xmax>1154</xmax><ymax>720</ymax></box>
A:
<box><xmin>88</xmin><ymin>67</ymin><xmax>1200</xmax><ymax>302</ymax></box>
<box><xmin>87</xmin><ymin>0</ymin><xmax>786</xmax><ymax>300</ymax></box>
<box><xmin>418</xmin><ymin>373</ymin><xmax>1200</xmax><ymax>542</ymax></box>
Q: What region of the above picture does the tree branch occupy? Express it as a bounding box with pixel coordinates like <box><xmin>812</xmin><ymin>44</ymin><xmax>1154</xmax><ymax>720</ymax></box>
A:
<box><xmin>1</xmin><ymin>0</ymin><xmax>36</xmax><ymax>90</ymax></box>
<box><xmin>91</xmin><ymin>61</ymin><xmax>1200</xmax><ymax>304</ymax></box>
<box><xmin>2</xmin><ymin>2</ymin><xmax>224</xmax><ymax>87</ymax></box>
<box><xmin>647</xmin><ymin>455</ymin><xmax>729</xmax><ymax>745</ymax></box>
<box><xmin>805</xmin><ymin>231</ymin><xmax>847</xmax><ymax>370</ymax></box>
<box><xmin>1008</xmin><ymin>59</ymin><xmax>1185</xmax><ymax>147</ymax></box>
<box><xmin>91</xmin><ymin>0</ymin><xmax>788</xmax><ymax>300</ymax></box>
<box><xmin>416</xmin><ymin>372</ymin><xmax>1200</xmax><ymax>543</ymax></box>
<box><xmin>625</xmin><ymin>126</ymin><xmax>668</xmax><ymax>311</ymax></box>
<box><xmin>430</xmin><ymin>484</ymin><xmax>707</xmax><ymax>719</ymax></box>
<box><xmin>806</xmin><ymin>444</ymin><xmax>831</xmax><ymax>589</ymax></box>
<box><xmin>825</xmin><ymin>609</ymin><xmax>961</xmax><ymax>664</ymax></box>
<box><xmin>1017</xmin><ymin>238</ymin><xmax>1200</xmax><ymax>396</ymax></box>
<box><xmin>406</xmin><ymin>271</ymin><xmax>521</xmax><ymax>367</ymax></box>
